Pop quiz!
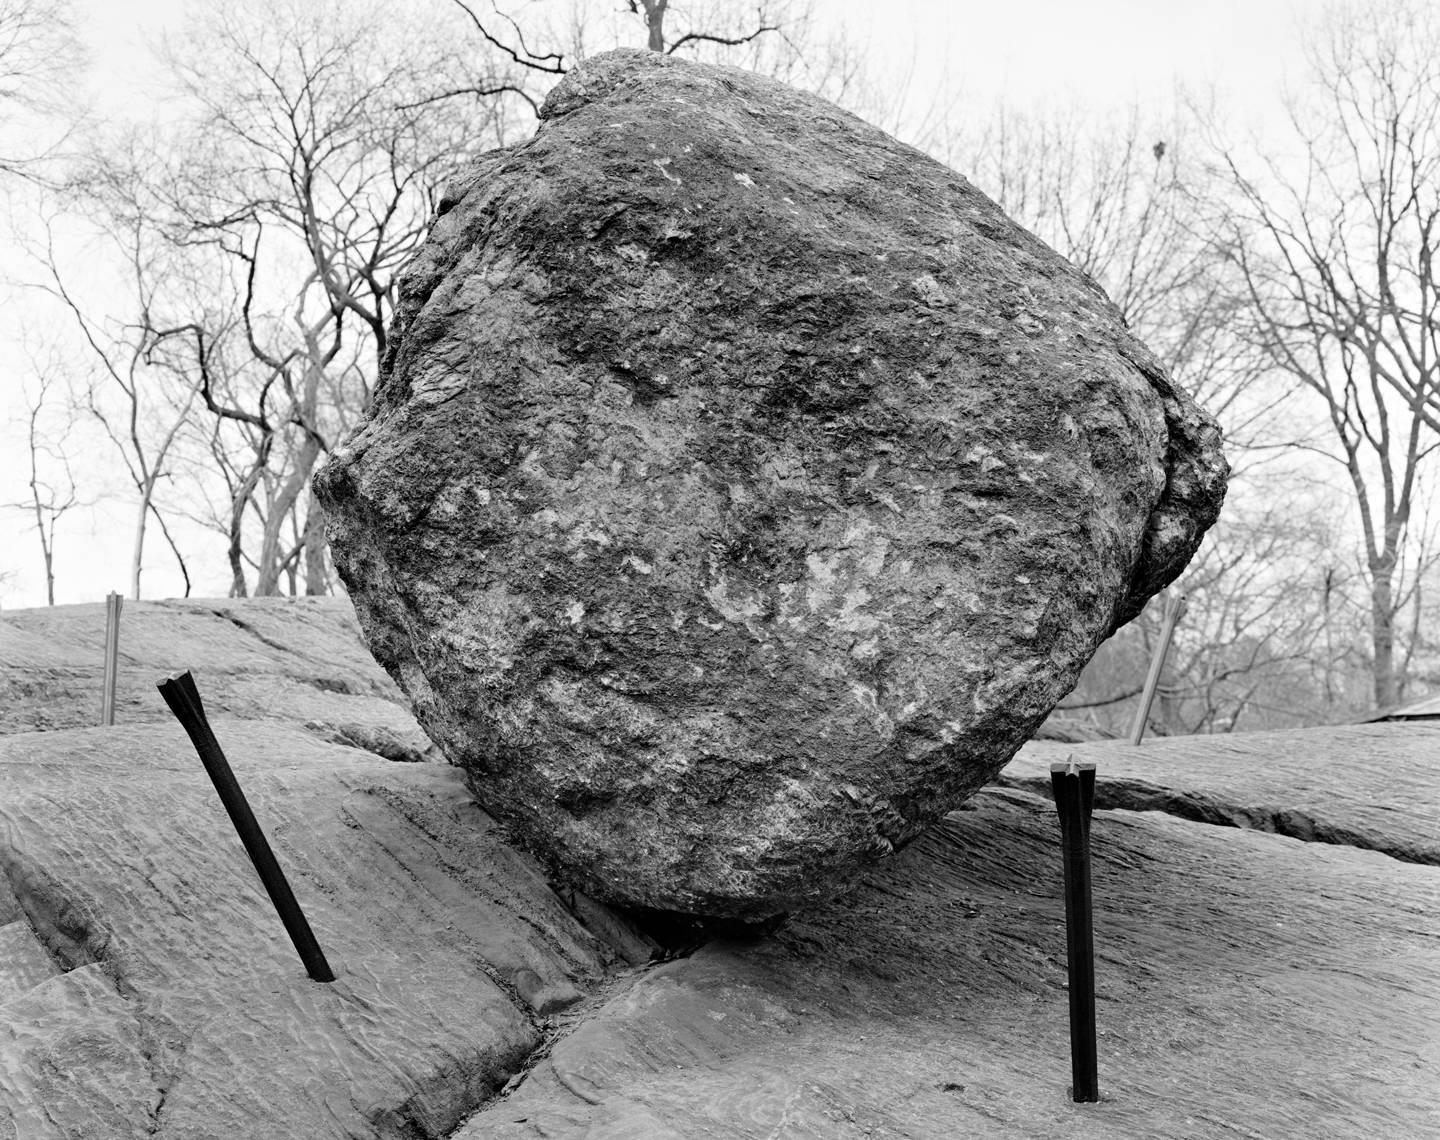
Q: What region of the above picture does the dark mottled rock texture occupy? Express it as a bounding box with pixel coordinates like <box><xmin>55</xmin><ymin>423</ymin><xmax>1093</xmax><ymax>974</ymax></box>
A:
<box><xmin>314</xmin><ymin>48</ymin><xmax>1227</xmax><ymax>918</ymax></box>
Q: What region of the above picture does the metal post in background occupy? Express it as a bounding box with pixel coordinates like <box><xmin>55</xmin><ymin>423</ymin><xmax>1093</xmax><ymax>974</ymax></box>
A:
<box><xmin>1128</xmin><ymin>591</ymin><xmax>1186</xmax><ymax>746</ymax></box>
<box><xmin>101</xmin><ymin>592</ymin><xmax>123</xmax><ymax>726</ymax></box>
<box><xmin>1051</xmin><ymin>757</ymin><xmax>1099</xmax><ymax>1103</ymax></box>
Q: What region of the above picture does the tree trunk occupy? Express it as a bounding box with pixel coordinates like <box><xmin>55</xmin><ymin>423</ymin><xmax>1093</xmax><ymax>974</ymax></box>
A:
<box><xmin>228</xmin><ymin>510</ymin><xmax>249</xmax><ymax>598</ymax></box>
<box><xmin>1157</xmin><ymin>681</ymin><xmax>1183</xmax><ymax>736</ymax></box>
<box><xmin>641</xmin><ymin>0</ymin><xmax>667</xmax><ymax>51</ymax></box>
<box><xmin>1370</xmin><ymin>569</ymin><xmax>1400</xmax><ymax>710</ymax></box>
<box><xmin>25</xmin><ymin>436</ymin><xmax>59</xmax><ymax>605</ymax></box>
<box><xmin>303</xmin><ymin>492</ymin><xmax>328</xmax><ymax>595</ymax></box>
<box><xmin>130</xmin><ymin>485</ymin><xmax>151</xmax><ymax>600</ymax></box>
<box><xmin>255</xmin><ymin>434</ymin><xmax>323</xmax><ymax>595</ymax></box>
<box><xmin>28</xmin><ymin>495</ymin><xmax>56</xmax><ymax>605</ymax></box>
<box><xmin>255</xmin><ymin>512</ymin><xmax>287</xmax><ymax>596</ymax></box>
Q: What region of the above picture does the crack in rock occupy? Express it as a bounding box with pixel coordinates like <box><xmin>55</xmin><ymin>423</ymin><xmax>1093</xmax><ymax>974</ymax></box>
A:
<box><xmin>997</xmin><ymin>773</ymin><xmax>1438</xmax><ymax>865</ymax></box>
<box><xmin>0</xmin><ymin>843</ymin><xmax>110</xmax><ymax>976</ymax></box>
<box><xmin>303</xmin><ymin>719</ymin><xmax>441</xmax><ymax>763</ymax></box>
<box><xmin>1</xmin><ymin>836</ymin><xmax>184</xmax><ymax>1136</ymax></box>
<box><xmin>184</xmin><ymin>603</ymin><xmax>388</xmax><ymax>697</ymax></box>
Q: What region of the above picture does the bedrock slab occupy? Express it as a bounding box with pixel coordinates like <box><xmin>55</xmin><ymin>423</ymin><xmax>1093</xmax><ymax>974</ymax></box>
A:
<box><xmin>314</xmin><ymin>47</ymin><xmax>1227</xmax><ymax>918</ymax></box>
<box><xmin>1004</xmin><ymin>726</ymin><xmax>1440</xmax><ymax>864</ymax></box>
<box><xmin>0</xmin><ymin>597</ymin><xmax>438</xmax><ymax>761</ymax></box>
<box><xmin>460</xmin><ymin>786</ymin><xmax>1440</xmax><ymax>1139</ymax></box>
<box><xmin>4</xmin><ymin>600</ymin><xmax>1434</xmax><ymax>1138</ymax></box>
<box><xmin>0</xmin><ymin>718</ymin><xmax>624</xmax><ymax>1139</ymax></box>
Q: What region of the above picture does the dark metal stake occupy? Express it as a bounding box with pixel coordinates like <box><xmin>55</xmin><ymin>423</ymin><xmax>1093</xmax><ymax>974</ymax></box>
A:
<box><xmin>1051</xmin><ymin>758</ymin><xmax>1098</xmax><ymax>1103</ymax></box>
<box><xmin>158</xmin><ymin>670</ymin><xmax>336</xmax><ymax>983</ymax></box>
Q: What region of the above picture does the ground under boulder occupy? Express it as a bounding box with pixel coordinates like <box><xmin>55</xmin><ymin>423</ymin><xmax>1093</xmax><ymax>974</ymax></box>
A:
<box><xmin>314</xmin><ymin>48</ymin><xmax>1228</xmax><ymax>918</ymax></box>
<box><xmin>460</xmin><ymin>748</ymin><xmax>1440</xmax><ymax>1139</ymax></box>
<box><xmin>3</xmin><ymin>601</ymin><xmax>1435</xmax><ymax>1137</ymax></box>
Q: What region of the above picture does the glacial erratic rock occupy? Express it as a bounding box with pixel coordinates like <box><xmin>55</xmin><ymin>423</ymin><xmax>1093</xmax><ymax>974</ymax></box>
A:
<box><xmin>314</xmin><ymin>48</ymin><xmax>1227</xmax><ymax>918</ymax></box>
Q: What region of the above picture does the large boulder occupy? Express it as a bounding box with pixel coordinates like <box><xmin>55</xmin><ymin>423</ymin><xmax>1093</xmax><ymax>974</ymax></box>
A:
<box><xmin>313</xmin><ymin>49</ymin><xmax>1227</xmax><ymax>918</ymax></box>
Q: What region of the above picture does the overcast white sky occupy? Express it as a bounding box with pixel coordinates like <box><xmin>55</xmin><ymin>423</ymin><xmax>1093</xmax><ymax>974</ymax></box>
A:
<box><xmin>1</xmin><ymin>0</ymin><xmax>1311</xmax><ymax>609</ymax></box>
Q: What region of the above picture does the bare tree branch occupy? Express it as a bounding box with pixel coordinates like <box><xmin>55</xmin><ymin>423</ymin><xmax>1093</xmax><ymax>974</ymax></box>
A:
<box><xmin>447</xmin><ymin>0</ymin><xmax>565</xmax><ymax>73</ymax></box>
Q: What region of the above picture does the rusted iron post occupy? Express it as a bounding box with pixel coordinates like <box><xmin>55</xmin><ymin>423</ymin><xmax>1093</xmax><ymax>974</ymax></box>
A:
<box><xmin>101</xmin><ymin>592</ymin><xmax>123</xmax><ymax>726</ymax></box>
<box><xmin>1051</xmin><ymin>757</ymin><xmax>1099</xmax><ymax>1103</ymax></box>
<box><xmin>157</xmin><ymin>670</ymin><xmax>336</xmax><ymax>983</ymax></box>
<box><xmin>1128</xmin><ymin>591</ymin><xmax>1186</xmax><ymax>745</ymax></box>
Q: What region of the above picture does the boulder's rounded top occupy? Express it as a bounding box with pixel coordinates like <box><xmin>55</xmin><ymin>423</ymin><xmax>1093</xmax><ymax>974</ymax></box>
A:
<box><xmin>539</xmin><ymin>47</ymin><xmax>663</xmax><ymax>120</ymax></box>
<box><xmin>540</xmin><ymin>46</ymin><xmax>817</xmax><ymax>124</ymax></box>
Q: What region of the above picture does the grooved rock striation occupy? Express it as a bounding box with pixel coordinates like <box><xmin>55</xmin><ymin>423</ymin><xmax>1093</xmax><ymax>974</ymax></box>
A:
<box><xmin>0</xmin><ymin>599</ymin><xmax>637</xmax><ymax>1139</ymax></box>
<box><xmin>314</xmin><ymin>49</ymin><xmax>1228</xmax><ymax>918</ymax></box>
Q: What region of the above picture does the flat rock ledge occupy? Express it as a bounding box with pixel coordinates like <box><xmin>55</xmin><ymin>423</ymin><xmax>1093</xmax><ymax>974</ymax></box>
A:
<box><xmin>461</xmin><ymin>772</ymin><xmax>1440</xmax><ymax>1138</ymax></box>
<box><xmin>1004</xmin><ymin>728</ymin><xmax>1440</xmax><ymax>866</ymax></box>
<box><xmin>3</xmin><ymin>599</ymin><xmax>1434</xmax><ymax>1138</ymax></box>
<box><xmin>0</xmin><ymin>599</ymin><xmax>648</xmax><ymax>1139</ymax></box>
<box><xmin>0</xmin><ymin>719</ymin><xmax>627</xmax><ymax>1139</ymax></box>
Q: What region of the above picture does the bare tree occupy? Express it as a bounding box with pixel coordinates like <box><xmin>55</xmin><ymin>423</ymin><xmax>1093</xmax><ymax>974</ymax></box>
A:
<box><xmin>942</xmin><ymin>91</ymin><xmax>1440</xmax><ymax>729</ymax></box>
<box><xmin>1056</xmin><ymin>492</ymin><xmax>1377</xmax><ymax>735</ymax></box>
<box><xmin>7</xmin><ymin>352</ymin><xmax>81</xmax><ymax>604</ymax></box>
<box><xmin>22</xmin><ymin>211</ymin><xmax>198</xmax><ymax>600</ymax></box>
<box><xmin>0</xmin><ymin>0</ymin><xmax>62</xmax><ymax>105</ymax></box>
<box><xmin>69</xmin><ymin>0</ymin><xmax>508</xmax><ymax>595</ymax></box>
<box><xmin>623</xmin><ymin>0</ymin><xmax>782</xmax><ymax>55</ymax></box>
<box><xmin>1201</xmin><ymin>0</ymin><xmax>1440</xmax><ymax>709</ymax></box>
<box><xmin>444</xmin><ymin>0</ymin><xmax>817</xmax><ymax>115</ymax></box>
<box><xmin>946</xmin><ymin>104</ymin><xmax>1315</xmax><ymax>732</ymax></box>
<box><xmin>0</xmin><ymin>0</ymin><xmax>81</xmax><ymax>180</ymax></box>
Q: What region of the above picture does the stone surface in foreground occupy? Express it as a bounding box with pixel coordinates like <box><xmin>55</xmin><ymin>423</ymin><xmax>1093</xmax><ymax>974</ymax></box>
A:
<box><xmin>315</xmin><ymin>47</ymin><xmax>1227</xmax><ymax>918</ymax></box>
<box><xmin>0</xmin><ymin>717</ymin><xmax>619</xmax><ymax>1139</ymax></box>
<box><xmin>3</xmin><ymin>601</ymin><xmax>1436</xmax><ymax>1138</ymax></box>
<box><xmin>461</xmin><ymin>782</ymin><xmax>1440</xmax><ymax>1139</ymax></box>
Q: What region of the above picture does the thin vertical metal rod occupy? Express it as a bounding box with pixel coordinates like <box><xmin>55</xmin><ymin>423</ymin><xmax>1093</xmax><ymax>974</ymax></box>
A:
<box><xmin>1051</xmin><ymin>758</ymin><xmax>1099</xmax><ymax>1103</ymax></box>
<box><xmin>101</xmin><ymin>592</ymin><xmax>123</xmax><ymax>726</ymax></box>
<box><xmin>1128</xmin><ymin>591</ymin><xmax>1186</xmax><ymax>746</ymax></box>
<box><xmin>157</xmin><ymin>670</ymin><xmax>336</xmax><ymax>983</ymax></box>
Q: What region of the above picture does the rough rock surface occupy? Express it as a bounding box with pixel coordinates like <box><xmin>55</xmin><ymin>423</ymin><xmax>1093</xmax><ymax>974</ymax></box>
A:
<box><xmin>459</xmin><ymin>784</ymin><xmax>1440</xmax><ymax>1139</ymax></box>
<box><xmin>314</xmin><ymin>48</ymin><xmax>1228</xmax><ymax>918</ymax></box>
<box><xmin>0</xmin><ymin>597</ymin><xmax>438</xmax><ymax>760</ymax></box>
<box><xmin>0</xmin><ymin>601</ymin><xmax>638</xmax><ymax>1139</ymax></box>
<box><xmin>4</xmin><ymin>600</ymin><xmax>1437</xmax><ymax>1137</ymax></box>
<box><xmin>0</xmin><ymin>723</ymin><xmax>606</xmax><ymax>1139</ymax></box>
<box><xmin>1005</xmin><ymin>728</ymin><xmax>1440</xmax><ymax>865</ymax></box>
